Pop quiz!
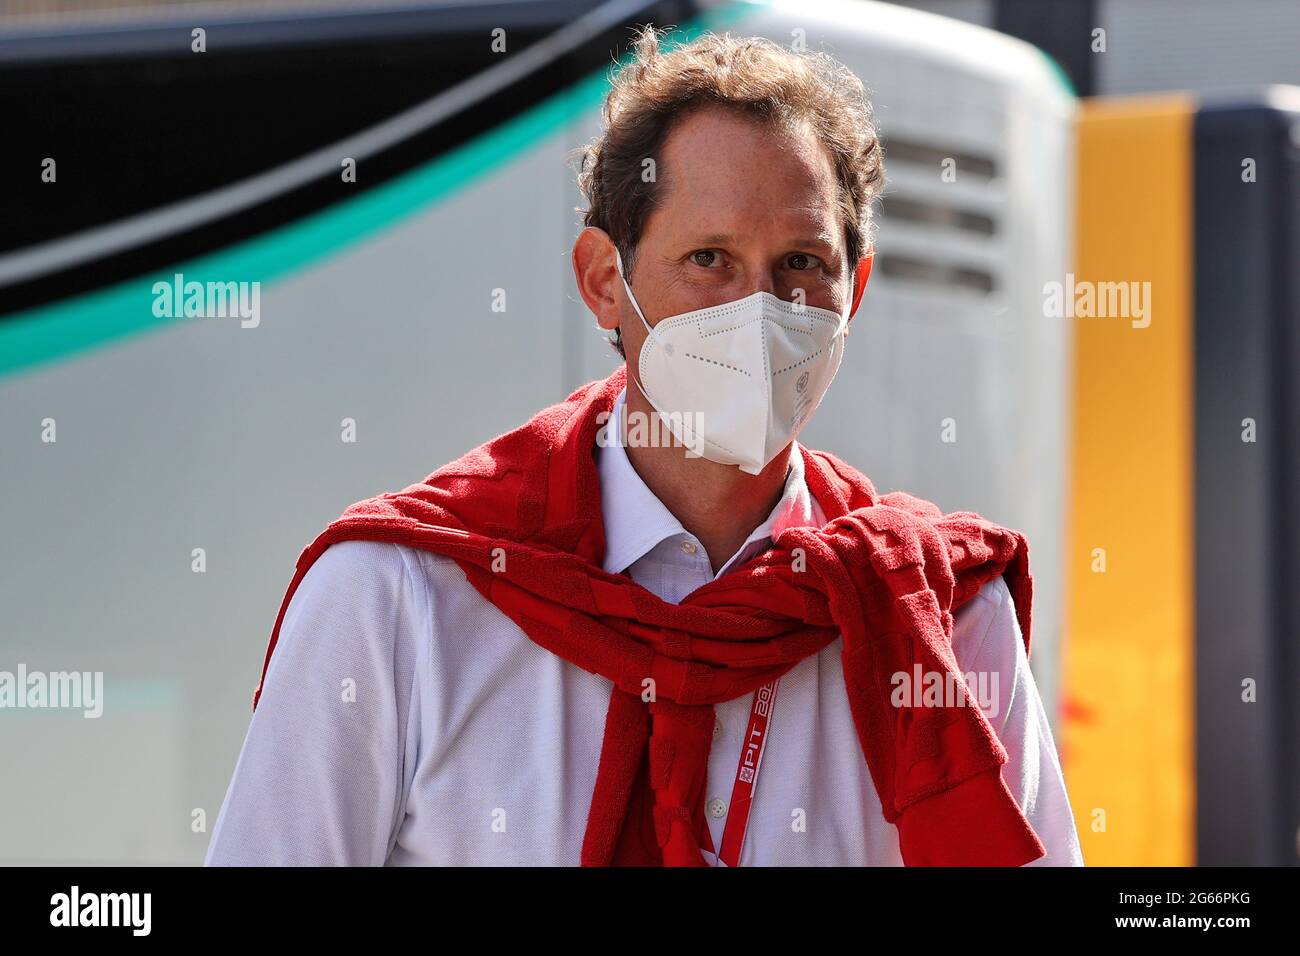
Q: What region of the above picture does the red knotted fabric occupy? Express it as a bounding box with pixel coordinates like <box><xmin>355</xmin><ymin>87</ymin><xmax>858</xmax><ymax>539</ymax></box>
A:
<box><xmin>252</xmin><ymin>365</ymin><xmax>1046</xmax><ymax>866</ymax></box>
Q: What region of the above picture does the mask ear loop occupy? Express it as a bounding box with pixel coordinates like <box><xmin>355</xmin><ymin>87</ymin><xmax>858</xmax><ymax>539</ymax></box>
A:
<box><xmin>614</xmin><ymin>249</ymin><xmax>653</xmax><ymax>332</ymax></box>
<box><xmin>614</xmin><ymin>248</ymin><xmax>659</xmax><ymax>408</ymax></box>
<box><xmin>823</xmin><ymin>281</ymin><xmax>851</xmax><ymax>363</ymax></box>
<box><xmin>613</xmin><ymin>248</ymin><xmax>706</xmax><ymax>460</ymax></box>
<box><xmin>830</xmin><ymin>253</ymin><xmax>870</xmax><ymax>356</ymax></box>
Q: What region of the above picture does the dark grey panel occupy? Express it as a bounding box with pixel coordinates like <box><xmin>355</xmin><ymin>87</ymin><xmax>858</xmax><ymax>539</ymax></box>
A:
<box><xmin>1194</xmin><ymin>96</ymin><xmax>1300</xmax><ymax>866</ymax></box>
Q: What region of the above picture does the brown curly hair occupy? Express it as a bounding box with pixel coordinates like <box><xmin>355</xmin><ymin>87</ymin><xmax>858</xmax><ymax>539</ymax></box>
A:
<box><xmin>574</xmin><ymin>25</ymin><xmax>885</xmax><ymax>357</ymax></box>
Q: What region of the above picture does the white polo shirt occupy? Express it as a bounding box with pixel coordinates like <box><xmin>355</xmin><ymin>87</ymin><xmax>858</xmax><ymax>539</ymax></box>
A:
<box><xmin>205</xmin><ymin>388</ymin><xmax>1084</xmax><ymax>866</ymax></box>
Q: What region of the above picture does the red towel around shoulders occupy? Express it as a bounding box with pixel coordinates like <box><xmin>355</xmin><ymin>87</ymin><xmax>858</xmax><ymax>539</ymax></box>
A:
<box><xmin>253</xmin><ymin>365</ymin><xmax>1046</xmax><ymax>866</ymax></box>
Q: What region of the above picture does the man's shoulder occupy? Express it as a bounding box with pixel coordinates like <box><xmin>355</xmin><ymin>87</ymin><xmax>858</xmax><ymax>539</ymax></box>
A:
<box><xmin>951</xmin><ymin>574</ymin><xmax>1012</xmax><ymax>628</ymax></box>
<box><xmin>951</xmin><ymin>575</ymin><xmax>1019</xmax><ymax>663</ymax></box>
<box><xmin>968</xmin><ymin>573</ymin><xmax>1012</xmax><ymax>611</ymax></box>
<box><xmin>293</xmin><ymin>540</ymin><xmax>472</xmax><ymax>621</ymax></box>
<box><xmin>303</xmin><ymin>539</ymin><xmax>460</xmax><ymax>586</ymax></box>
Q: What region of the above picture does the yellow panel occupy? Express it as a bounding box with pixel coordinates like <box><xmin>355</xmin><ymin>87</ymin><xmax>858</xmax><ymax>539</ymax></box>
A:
<box><xmin>1062</xmin><ymin>95</ymin><xmax>1195</xmax><ymax>866</ymax></box>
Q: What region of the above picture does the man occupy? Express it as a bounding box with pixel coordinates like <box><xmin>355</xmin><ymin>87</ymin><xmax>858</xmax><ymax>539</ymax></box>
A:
<box><xmin>206</xmin><ymin>27</ymin><xmax>1083</xmax><ymax>867</ymax></box>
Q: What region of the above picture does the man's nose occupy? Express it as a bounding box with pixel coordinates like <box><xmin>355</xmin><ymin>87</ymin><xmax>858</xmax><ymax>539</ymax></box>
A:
<box><xmin>741</xmin><ymin>267</ymin><xmax>778</xmax><ymax>297</ymax></box>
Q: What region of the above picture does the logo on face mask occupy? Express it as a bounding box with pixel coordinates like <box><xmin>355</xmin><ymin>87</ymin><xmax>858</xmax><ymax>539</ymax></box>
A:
<box><xmin>615</xmin><ymin>248</ymin><xmax>849</xmax><ymax>475</ymax></box>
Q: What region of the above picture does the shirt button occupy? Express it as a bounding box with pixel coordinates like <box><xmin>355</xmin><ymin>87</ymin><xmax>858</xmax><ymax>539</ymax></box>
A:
<box><xmin>713</xmin><ymin>719</ymin><xmax>723</xmax><ymax>740</ymax></box>
<box><xmin>707</xmin><ymin>798</ymin><xmax>727</xmax><ymax>819</ymax></box>
<box><xmin>680</xmin><ymin>540</ymin><xmax>698</xmax><ymax>555</ymax></box>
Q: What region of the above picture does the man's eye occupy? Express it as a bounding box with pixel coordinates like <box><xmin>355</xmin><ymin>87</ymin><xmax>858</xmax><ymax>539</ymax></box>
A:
<box><xmin>787</xmin><ymin>253</ymin><xmax>817</xmax><ymax>270</ymax></box>
<box><xmin>691</xmin><ymin>250</ymin><xmax>719</xmax><ymax>268</ymax></box>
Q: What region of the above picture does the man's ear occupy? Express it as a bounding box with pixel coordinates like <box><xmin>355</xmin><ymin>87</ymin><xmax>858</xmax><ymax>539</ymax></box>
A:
<box><xmin>849</xmin><ymin>252</ymin><xmax>874</xmax><ymax>320</ymax></box>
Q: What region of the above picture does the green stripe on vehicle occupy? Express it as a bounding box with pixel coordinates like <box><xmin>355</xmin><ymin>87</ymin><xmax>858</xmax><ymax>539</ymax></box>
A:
<box><xmin>0</xmin><ymin>1</ymin><xmax>758</xmax><ymax>380</ymax></box>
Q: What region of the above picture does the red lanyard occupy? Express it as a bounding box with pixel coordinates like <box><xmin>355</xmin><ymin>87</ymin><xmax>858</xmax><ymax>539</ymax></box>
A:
<box><xmin>713</xmin><ymin>678</ymin><xmax>780</xmax><ymax>867</ymax></box>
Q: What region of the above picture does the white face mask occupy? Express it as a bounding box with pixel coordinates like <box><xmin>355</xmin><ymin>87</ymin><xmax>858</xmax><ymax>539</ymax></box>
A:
<box><xmin>615</xmin><ymin>248</ymin><xmax>850</xmax><ymax>476</ymax></box>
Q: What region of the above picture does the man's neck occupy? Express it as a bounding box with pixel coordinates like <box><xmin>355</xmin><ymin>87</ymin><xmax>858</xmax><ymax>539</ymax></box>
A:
<box><xmin>622</xmin><ymin>380</ymin><xmax>791</xmax><ymax>575</ymax></box>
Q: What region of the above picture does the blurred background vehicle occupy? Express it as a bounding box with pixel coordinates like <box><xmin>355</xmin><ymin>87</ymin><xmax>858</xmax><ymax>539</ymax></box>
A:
<box><xmin>1</xmin><ymin>0</ymin><xmax>1295</xmax><ymax>866</ymax></box>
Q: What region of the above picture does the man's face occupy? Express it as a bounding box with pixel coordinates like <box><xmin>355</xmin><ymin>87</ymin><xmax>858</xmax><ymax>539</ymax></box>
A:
<box><xmin>620</xmin><ymin>105</ymin><xmax>851</xmax><ymax>362</ymax></box>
